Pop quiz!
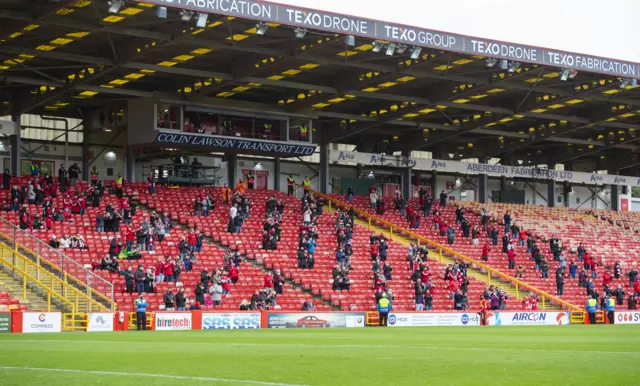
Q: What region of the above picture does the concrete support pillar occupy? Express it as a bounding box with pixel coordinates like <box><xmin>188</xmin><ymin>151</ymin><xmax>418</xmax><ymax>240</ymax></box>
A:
<box><xmin>319</xmin><ymin>143</ymin><xmax>330</xmax><ymax>194</ymax></box>
<box><xmin>9</xmin><ymin>112</ymin><xmax>20</xmax><ymax>177</ymax></box>
<box><xmin>227</xmin><ymin>154</ymin><xmax>237</xmax><ymax>187</ymax></box>
<box><xmin>125</xmin><ymin>145</ymin><xmax>135</xmax><ymax>182</ymax></box>
<box><xmin>274</xmin><ymin>157</ymin><xmax>281</xmax><ymax>192</ymax></box>
<box><xmin>611</xmin><ymin>185</ymin><xmax>619</xmax><ymax>211</ymax></box>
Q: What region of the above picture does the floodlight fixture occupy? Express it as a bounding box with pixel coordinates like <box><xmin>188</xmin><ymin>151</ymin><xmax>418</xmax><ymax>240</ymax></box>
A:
<box><xmin>196</xmin><ymin>12</ymin><xmax>208</xmax><ymax>28</ymax></box>
<box><xmin>180</xmin><ymin>10</ymin><xmax>194</xmax><ymax>22</ymax></box>
<box><xmin>508</xmin><ymin>61</ymin><xmax>521</xmax><ymax>73</ymax></box>
<box><xmin>620</xmin><ymin>78</ymin><xmax>631</xmax><ymax>88</ymax></box>
<box><xmin>386</xmin><ymin>43</ymin><xmax>396</xmax><ymax>56</ymax></box>
<box><xmin>486</xmin><ymin>58</ymin><xmax>497</xmax><ymax>68</ymax></box>
<box><xmin>256</xmin><ymin>22</ymin><xmax>269</xmax><ymax>35</ymax></box>
<box><xmin>410</xmin><ymin>46</ymin><xmax>422</xmax><ymax>60</ymax></box>
<box><xmin>499</xmin><ymin>59</ymin><xmax>509</xmax><ymax>70</ymax></box>
<box><xmin>632</xmin><ymin>79</ymin><xmax>639</xmax><ymax>88</ymax></box>
<box><xmin>294</xmin><ymin>28</ymin><xmax>307</xmax><ymax>39</ymax></box>
<box><xmin>156</xmin><ymin>6</ymin><xmax>167</xmax><ymax>19</ymax></box>
<box><xmin>108</xmin><ymin>0</ymin><xmax>124</xmax><ymax>14</ymax></box>
<box><xmin>395</xmin><ymin>44</ymin><xmax>407</xmax><ymax>54</ymax></box>
<box><xmin>345</xmin><ymin>35</ymin><xmax>355</xmax><ymax>46</ymax></box>
<box><xmin>372</xmin><ymin>41</ymin><xmax>385</xmax><ymax>53</ymax></box>
<box><xmin>560</xmin><ymin>68</ymin><xmax>578</xmax><ymax>81</ymax></box>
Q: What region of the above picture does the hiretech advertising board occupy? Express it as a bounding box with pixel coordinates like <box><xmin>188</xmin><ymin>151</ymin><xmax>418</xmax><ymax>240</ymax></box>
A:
<box><xmin>155</xmin><ymin>312</ymin><xmax>192</xmax><ymax>331</ymax></box>
<box><xmin>267</xmin><ymin>312</ymin><xmax>366</xmax><ymax>328</ymax></box>
<box><xmin>388</xmin><ymin>312</ymin><xmax>480</xmax><ymax>327</ymax></box>
<box><xmin>486</xmin><ymin>311</ymin><xmax>570</xmax><ymax>326</ymax></box>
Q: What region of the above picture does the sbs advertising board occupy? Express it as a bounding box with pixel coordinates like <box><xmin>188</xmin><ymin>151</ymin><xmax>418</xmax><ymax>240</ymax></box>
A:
<box><xmin>155</xmin><ymin>312</ymin><xmax>192</xmax><ymax>331</ymax></box>
<box><xmin>615</xmin><ymin>311</ymin><xmax>640</xmax><ymax>324</ymax></box>
<box><xmin>267</xmin><ymin>312</ymin><xmax>366</xmax><ymax>329</ymax></box>
<box><xmin>202</xmin><ymin>313</ymin><xmax>261</xmax><ymax>329</ymax></box>
<box><xmin>22</xmin><ymin>312</ymin><xmax>62</xmax><ymax>333</ymax></box>
<box><xmin>87</xmin><ymin>313</ymin><xmax>114</xmax><ymax>332</ymax></box>
<box><xmin>486</xmin><ymin>311</ymin><xmax>570</xmax><ymax>326</ymax></box>
<box><xmin>388</xmin><ymin>312</ymin><xmax>480</xmax><ymax>327</ymax></box>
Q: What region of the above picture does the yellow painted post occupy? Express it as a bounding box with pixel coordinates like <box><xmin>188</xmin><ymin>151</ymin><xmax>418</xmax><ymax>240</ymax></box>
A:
<box><xmin>487</xmin><ymin>271</ymin><xmax>491</xmax><ymax>285</ymax></box>
<box><xmin>329</xmin><ymin>200</ymin><xmax>332</xmax><ymax>212</ymax></box>
<box><xmin>23</xmin><ymin>275</ymin><xmax>27</xmax><ymax>299</ymax></box>
<box><xmin>368</xmin><ymin>218</ymin><xmax>371</xmax><ymax>230</ymax></box>
<box><xmin>542</xmin><ymin>296</ymin><xmax>546</xmax><ymax>310</ymax></box>
<box><xmin>47</xmin><ymin>291</ymin><xmax>51</xmax><ymax>312</ymax></box>
<box><xmin>389</xmin><ymin>226</ymin><xmax>393</xmax><ymax>238</ymax></box>
<box><xmin>515</xmin><ymin>284</ymin><xmax>519</xmax><ymax>300</ymax></box>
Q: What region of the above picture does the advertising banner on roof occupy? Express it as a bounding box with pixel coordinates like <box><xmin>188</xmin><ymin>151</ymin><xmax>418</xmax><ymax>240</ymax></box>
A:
<box><xmin>134</xmin><ymin>0</ymin><xmax>639</xmax><ymax>78</ymax></box>
<box><xmin>155</xmin><ymin>132</ymin><xmax>317</xmax><ymax>156</ymax></box>
<box><xmin>329</xmin><ymin>150</ymin><xmax>640</xmax><ymax>187</ymax></box>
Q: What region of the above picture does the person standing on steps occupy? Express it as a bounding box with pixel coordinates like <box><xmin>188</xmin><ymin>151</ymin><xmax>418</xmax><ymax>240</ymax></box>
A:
<box><xmin>246</xmin><ymin>171</ymin><xmax>255</xmax><ymax>190</ymax></box>
<box><xmin>377</xmin><ymin>292</ymin><xmax>391</xmax><ymax>327</ymax></box>
<box><xmin>287</xmin><ymin>175</ymin><xmax>295</xmax><ymax>196</ymax></box>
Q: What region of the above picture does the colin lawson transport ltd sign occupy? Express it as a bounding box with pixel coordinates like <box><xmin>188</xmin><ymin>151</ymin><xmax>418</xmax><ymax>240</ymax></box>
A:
<box><xmin>134</xmin><ymin>0</ymin><xmax>638</xmax><ymax>78</ymax></box>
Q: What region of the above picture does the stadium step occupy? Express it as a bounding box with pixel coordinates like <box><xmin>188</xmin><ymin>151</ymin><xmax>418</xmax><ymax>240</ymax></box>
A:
<box><xmin>0</xmin><ymin>271</ymin><xmax>62</xmax><ymax>312</ymax></box>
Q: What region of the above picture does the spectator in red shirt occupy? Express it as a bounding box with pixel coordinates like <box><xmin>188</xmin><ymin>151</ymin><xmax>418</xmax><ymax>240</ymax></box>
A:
<box><xmin>228</xmin><ymin>265</ymin><xmax>239</xmax><ymax>284</ymax></box>
<box><xmin>263</xmin><ymin>273</ymin><xmax>274</xmax><ymax>289</ymax></box>
<box><xmin>125</xmin><ymin>226</ymin><xmax>136</xmax><ymax>249</ymax></box>
<box><xmin>507</xmin><ymin>248</ymin><xmax>516</xmax><ymax>269</ymax></box>
<box><xmin>370</xmin><ymin>242</ymin><xmax>379</xmax><ymax>261</ymax></box>
<box><xmin>163</xmin><ymin>258</ymin><xmax>175</xmax><ymax>283</ymax></box>
<box><xmin>602</xmin><ymin>270</ymin><xmax>613</xmax><ymax>287</ymax></box>
<box><xmin>481</xmin><ymin>244</ymin><xmax>490</xmax><ymax>262</ymax></box>
<box><xmin>220</xmin><ymin>271</ymin><xmax>232</xmax><ymax>295</ymax></box>
<box><xmin>44</xmin><ymin>216</ymin><xmax>53</xmax><ymax>230</ymax></box>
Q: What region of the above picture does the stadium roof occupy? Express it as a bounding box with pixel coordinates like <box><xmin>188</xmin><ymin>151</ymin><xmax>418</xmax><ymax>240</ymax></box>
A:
<box><xmin>2</xmin><ymin>0</ymin><xmax>640</xmax><ymax>172</ymax></box>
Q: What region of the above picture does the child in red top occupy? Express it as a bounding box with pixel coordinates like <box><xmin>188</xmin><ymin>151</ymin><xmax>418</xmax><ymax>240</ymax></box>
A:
<box><xmin>481</xmin><ymin>244</ymin><xmax>490</xmax><ymax>261</ymax></box>
<box><xmin>45</xmin><ymin>216</ymin><xmax>53</xmax><ymax>230</ymax></box>
<box><xmin>370</xmin><ymin>242</ymin><xmax>379</xmax><ymax>260</ymax></box>
<box><xmin>522</xmin><ymin>297</ymin><xmax>531</xmax><ymax>310</ymax></box>
<box><xmin>264</xmin><ymin>273</ymin><xmax>274</xmax><ymax>289</ymax></box>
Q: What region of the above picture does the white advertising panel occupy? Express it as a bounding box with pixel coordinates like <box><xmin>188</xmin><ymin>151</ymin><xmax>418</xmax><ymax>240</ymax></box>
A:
<box><xmin>266</xmin><ymin>0</ymin><xmax>640</xmax><ymax>66</ymax></box>
<box><xmin>87</xmin><ymin>313</ymin><xmax>114</xmax><ymax>332</ymax></box>
<box><xmin>330</xmin><ymin>150</ymin><xmax>640</xmax><ymax>187</ymax></box>
<box><xmin>388</xmin><ymin>312</ymin><xmax>480</xmax><ymax>327</ymax></box>
<box><xmin>22</xmin><ymin>312</ymin><xmax>62</xmax><ymax>333</ymax></box>
<box><xmin>135</xmin><ymin>0</ymin><xmax>640</xmax><ymax>78</ymax></box>
<box><xmin>155</xmin><ymin>312</ymin><xmax>192</xmax><ymax>331</ymax></box>
<box><xmin>486</xmin><ymin>311</ymin><xmax>570</xmax><ymax>326</ymax></box>
<box><xmin>615</xmin><ymin>311</ymin><xmax>640</xmax><ymax>325</ymax></box>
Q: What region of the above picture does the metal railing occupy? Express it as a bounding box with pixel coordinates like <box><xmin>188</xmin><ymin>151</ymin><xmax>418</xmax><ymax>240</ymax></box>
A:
<box><xmin>0</xmin><ymin>216</ymin><xmax>115</xmax><ymax>311</ymax></box>
<box><xmin>305</xmin><ymin>187</ymin><xmax>583</xmax><ymax>312</ymax></box>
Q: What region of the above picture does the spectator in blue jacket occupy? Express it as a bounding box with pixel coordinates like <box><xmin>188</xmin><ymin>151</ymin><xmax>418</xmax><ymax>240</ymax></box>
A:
<box><xmin>586</xmin><ymin>295</ymin><xmax>598</xmax><ymax>324</ymax></box>
<box><xmin>446</xmin><ymin>225</ymin><xmax>455</xmax><ymax>245</ymax></box>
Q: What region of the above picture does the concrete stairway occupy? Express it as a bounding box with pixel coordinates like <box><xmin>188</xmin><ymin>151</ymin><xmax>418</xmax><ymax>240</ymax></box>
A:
<box><xmin>0</xmin><ymin>270</ymin><xmax>63</xmax><ymax>312</ymax></box>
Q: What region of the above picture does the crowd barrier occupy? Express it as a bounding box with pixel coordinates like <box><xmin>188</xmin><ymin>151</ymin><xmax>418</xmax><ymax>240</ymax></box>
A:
<box><xmin>1</xmin><ymin>310</ymin><xmax>637</xmax><ymax>333</ymax></box>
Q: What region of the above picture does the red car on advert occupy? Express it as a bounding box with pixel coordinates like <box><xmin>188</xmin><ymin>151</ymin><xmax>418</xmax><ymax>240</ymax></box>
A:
<box><xmin>296</xmin><ymin>316</ymin><xmax>330</xmax><ymax>328</ymax></box>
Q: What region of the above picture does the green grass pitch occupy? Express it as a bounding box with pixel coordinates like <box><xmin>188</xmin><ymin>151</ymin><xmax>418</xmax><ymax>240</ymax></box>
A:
<box><xmin>0</xmin><ymin>326</ymin><xmax>638</xmax><ymax>385</ymax></box>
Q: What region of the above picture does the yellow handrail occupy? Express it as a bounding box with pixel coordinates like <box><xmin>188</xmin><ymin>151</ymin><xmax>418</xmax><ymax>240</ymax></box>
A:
<box><xmin>10</xmin><ymin>239</ymin><xmax>114</xmax><ymax>310</ymax></box>
<box><xmin>0</xmin><ymin>244</ymin><xmax>76</xmax><ymax>313</ymax></box>
<box><xmin>305</xmin><ymin>187</ymin><xmax>583</xmax><ymax>312</ymax></box>
<box><xmin>0</xmin><ymin>243</ymin><xmax>110</xmax><ymax>312</ymax></box>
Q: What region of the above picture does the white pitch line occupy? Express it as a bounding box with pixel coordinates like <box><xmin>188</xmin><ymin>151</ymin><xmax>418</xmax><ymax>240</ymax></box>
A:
<box><xmin>0</xmin><ymin>366</ymin><xmax>307</xmax><ymax>386</ymax></box>
<box><xmin>4</xmin><ymin>340</ymin><xmax>640</xmax><ymax>355</ymax></box>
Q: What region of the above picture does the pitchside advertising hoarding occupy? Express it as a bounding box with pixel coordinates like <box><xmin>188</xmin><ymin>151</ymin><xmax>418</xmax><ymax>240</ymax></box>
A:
<box><xmin>0</xmin><ymin>313</ymin><xmax>10</xmax><ymax>333</ymax></box>
<box><xmin>267</xmin><ymin>312</ymin><xmax>366</xmax><ymax>328</ymax></box>
<box><xmin>134</xmin><ymin>0</ymin><xmax>639</xmax><ymax>78</ymax></box>
<box><xmin>155</xmin><ymin>312</ymin><xmax>193</xmax><ymax>331</ymax></box>
<box><xmin>486</xmin><ymin>311</ymin><xmax>570</xmax><ymax>326</ymax></box>
<box><xmin>87</xmin><ymin>313</ymin><xmax>115</xmax><ymax>332</ymax></box>
<box><xmin>614</xmin><ymin>311</ymin><xmax>640</xmax><ymax>325</ymax></box>
<box><xmin>388</xmin><ymin>312</ymin><xmax>480</xmax><ymax>327</ymax></box>
<box><xmin>202</xmin><ymin>312</ymin><xmax>261</xmax><ymax>329</ymax></box>
<box><xmin>330</xmin><ymin>150</ymin><xmax>640</xmax><ymax>187</ymax></box>
<box><xmin>22</xmin><ymin>312</ymin><xmax>62</xmax><ymax>333</ymax></box>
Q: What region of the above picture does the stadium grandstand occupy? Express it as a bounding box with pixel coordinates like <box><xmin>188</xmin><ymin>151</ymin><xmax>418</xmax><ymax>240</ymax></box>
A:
<box><xmin>0</xmin><ymin>0</ymin><xmax>639</xmax><ymax>384</ymax></box>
